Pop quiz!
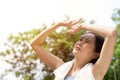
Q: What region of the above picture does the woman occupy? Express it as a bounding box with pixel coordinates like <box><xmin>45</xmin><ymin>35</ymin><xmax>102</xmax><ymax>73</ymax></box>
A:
<box><xmin>30</xmin><ymin>18</ymin><xmax>118</xmax><ymax>80</ymax></box>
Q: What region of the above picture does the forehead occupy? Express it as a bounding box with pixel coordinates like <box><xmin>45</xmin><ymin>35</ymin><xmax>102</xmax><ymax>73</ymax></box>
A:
<box><xmin>81</xmin><ymin>33</ymin><xmax>95</xmax><ymax>41</ymax></box>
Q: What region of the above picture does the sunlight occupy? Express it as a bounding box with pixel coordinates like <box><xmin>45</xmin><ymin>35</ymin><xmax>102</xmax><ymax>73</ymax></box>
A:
<box><xmin>0</xmin><ymin>0</ymin><xmax>120</xmax><ymax>79</ymax></box>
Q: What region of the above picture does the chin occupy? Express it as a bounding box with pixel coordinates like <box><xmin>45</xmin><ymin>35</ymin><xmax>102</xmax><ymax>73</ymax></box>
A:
<box><xmin>72</xmin><ymin>50</ymin><xmax>79</xmax><ymax>54</ymax></box>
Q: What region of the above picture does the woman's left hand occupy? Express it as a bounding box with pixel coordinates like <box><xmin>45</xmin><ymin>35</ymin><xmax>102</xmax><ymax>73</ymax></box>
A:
<box><xmin>58</xmin><ymin>18</ymin><xmax>83</xmax><ymax>28</ymax></box>
<box><xmin>67</xmin><ymin>22</ymin><xmax>84</xmax><ymax>34</ymax></box>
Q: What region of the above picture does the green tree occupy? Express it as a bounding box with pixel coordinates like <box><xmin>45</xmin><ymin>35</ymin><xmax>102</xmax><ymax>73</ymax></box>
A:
<box><xmin>0</xmin><ymin>27</ymin><xmax>47</xmax><ymax>80</ymax></box>
<box><xmin>0</xmin><ymin>22</ymin><xmax>84</xmax><ymax>80</ymax></box>
<box><xmin>1</xmin><ymin>12</ymin><xmax>119</xmax><ymax>79</ymax></box>
<box><xmin>104</xmin><ymin>8</ymin><xmax>120</xmax><ymax>80</ymax></box>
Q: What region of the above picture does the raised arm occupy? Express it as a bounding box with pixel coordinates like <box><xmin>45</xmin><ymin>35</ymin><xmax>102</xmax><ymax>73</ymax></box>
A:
<box><xmin>30</xmin><ymin>19</ymin><xmax>82</xmax><ymax>70</ymax></box>
<box><xmin>71</xmin><ymin>23</ymin><xmax>118</xmax><ymax>78</ymax></box>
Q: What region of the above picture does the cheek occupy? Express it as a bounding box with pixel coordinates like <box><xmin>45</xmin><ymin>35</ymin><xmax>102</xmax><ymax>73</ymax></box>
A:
<box><xmin>83</xmin><ymin>44</ymin><xmax>95</xmax><ymax>52</ymax></box>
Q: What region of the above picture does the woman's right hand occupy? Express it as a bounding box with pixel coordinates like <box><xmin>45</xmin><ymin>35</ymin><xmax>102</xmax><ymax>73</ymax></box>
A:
<box><xmin>58</xmin><ymin>18</ymin><xmax>83</xmax><ymax>28</ymax></box>
<box><xmin>59</xmin><ymin>18</ymin><xmax>84</xmax><ymax>34</ymax></box>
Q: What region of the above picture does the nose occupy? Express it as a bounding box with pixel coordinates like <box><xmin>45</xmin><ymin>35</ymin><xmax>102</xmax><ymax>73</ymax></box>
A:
<box><xmin>76</xmin><ymin>41</ymin><xmax>84</xmax><ymax>47</ymax></box>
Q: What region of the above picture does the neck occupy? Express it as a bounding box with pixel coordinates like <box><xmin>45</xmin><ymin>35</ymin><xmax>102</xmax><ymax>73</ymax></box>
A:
<box><xmin>72</xmin><ymin>58</ymin><xmax>89</xmax><ymax>72</ymax></box>
<box><xmin>67</xmin><ymin>58</ymin><xmax>90</xmax><ymax>77</ymax></box>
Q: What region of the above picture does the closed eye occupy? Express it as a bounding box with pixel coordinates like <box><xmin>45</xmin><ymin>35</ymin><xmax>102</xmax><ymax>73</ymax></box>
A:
<box><xmin>85</xmin><ymin>39</ymin><xmax>92</xmax><ymax>44</ymax></box>
<box><xmin>79</xmin><ymin>37</ymin><xmax>84</xmax><ymax>41</ymax></box>
<box><xmin>85</xmin><ymin>40</ymin><xmax>90</xmax><ymax>44</ymax></box>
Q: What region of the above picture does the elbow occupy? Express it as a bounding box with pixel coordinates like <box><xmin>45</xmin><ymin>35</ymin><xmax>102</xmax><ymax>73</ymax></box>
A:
<box><xmin>109</xmin><ymin>29</ymin><xmax>118</xmax><ymax>39</ymax></box>
<box><xmin>30</xmin><ymin>40</ymin><xmax>35</xmax><ymax>47</ymax></box>
<box><xmin>30</xmin><ymin>39</ymin><xmax>38</xmax><ymax>48</ymax></box>
<box><xmin>30</xmin><ymin>39</ymin><xmax>42</xmax><ymax>48</ymax></box>
<box><xmin>112</xmin><ymin>29</ymin><xmax>118</xmax><ymax>38</ymax></box>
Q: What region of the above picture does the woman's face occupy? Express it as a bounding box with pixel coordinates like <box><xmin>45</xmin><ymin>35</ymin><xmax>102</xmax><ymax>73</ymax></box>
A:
<box><xmin>73</xmin><ymin>33</ymin><xmax>96</xmax><ymax>58</ymax></box>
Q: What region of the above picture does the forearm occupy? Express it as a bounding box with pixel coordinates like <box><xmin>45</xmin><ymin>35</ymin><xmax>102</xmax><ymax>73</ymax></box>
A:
<box><xmin>30</xmin><ymin>23</ymin><xmax>64</xmax><ymax>70</ymax></box>
<box><xmin>82</xmin><ymin>24</ymin><xmax>118</xmax><ymax>77</ymax></box>
<box><xmin>81</xmin><ymin>24</ymin><xmax>117</xmax><ymax>38</ymax></box>
<box><xmin>30</xmin><ymin>19</ymin><xmax>83</xmax><ymax>46</ymax></box>
<box><xmin>30</xmin><ymin>23</ymin><xmax>61</xmax><ymax>45</ymax></box>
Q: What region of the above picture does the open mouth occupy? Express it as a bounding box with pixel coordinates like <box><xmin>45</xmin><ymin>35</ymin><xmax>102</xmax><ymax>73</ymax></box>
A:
<box><xmin>75</xmin><ymin>46</ymin><xmax>81</xmax><ymax>51</ymax></box>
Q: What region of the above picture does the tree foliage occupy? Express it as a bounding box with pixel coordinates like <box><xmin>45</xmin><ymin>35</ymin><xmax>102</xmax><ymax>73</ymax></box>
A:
<box><xmin>0</xmin><ymin>9</ymin><xmax>120</xmax><ymax>80</ymax></box>
<box><xmin>104</xmin><ymin>8</ymin><xmax>120</xmax><ymax>80</ymax></box>
<box><xmin>0</xmin><ymin>23</ymin><xmax>84</xmax><ymax>80</ymax></box>
<box><xmin>0</xmin><ymin>27</ymin><xmax>47</xmax><ymax>80</ymax></box>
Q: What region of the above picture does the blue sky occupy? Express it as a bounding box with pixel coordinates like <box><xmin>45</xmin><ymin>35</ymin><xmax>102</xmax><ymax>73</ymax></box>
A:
<box><xmin>0</xmin><ymin>0</ymin><xmax>120</xmax><ymax>50</ymax></box>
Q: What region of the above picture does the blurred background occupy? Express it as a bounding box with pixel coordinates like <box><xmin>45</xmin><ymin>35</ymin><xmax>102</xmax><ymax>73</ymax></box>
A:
<box><xmin>0</xmin><ymin>0</ymin><xmax>120</xmax><ymax>80</ymax></box>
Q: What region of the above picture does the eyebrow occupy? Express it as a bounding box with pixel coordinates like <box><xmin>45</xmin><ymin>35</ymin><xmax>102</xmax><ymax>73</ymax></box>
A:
<box><xmin>80</xmin><ymin>36</ymin><xmax>93</xmax><ymax>43</ymax></box>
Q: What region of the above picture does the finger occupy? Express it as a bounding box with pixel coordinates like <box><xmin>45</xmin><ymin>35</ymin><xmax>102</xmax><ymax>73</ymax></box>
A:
<box><xmin>67</xmin><ymin>28</ymin><xmax>78</xmax><ymax>34</ymax></box>
<box><xmin>71</xmin><ymin>27</ymin><xmax>81</xmax><ymax>33</ymax></box>
<box><xmin>79</xmin><ymin>18</ymin><xmax>83</xmax><ymax>22</ymax></box>
<box><xmin>66</xmin><ymin>21</ymin><xmax>73</xmax><ymax>25</ymax></box>
<box><xmin>67</xmin><ymin>29</ymin><xmax>75</xmax><ymax>34</ymax></box>
<box><xmin>71</xmin><ymin>18</ymin><xmax>83</xmax><ymax>25</ymax></box>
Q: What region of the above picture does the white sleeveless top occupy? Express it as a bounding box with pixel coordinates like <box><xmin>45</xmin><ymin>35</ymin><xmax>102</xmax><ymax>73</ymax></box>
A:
<box><xmin>53</xmin><ymin>60</ymin><xmax>95</xmax><ymax>80</ymax></box>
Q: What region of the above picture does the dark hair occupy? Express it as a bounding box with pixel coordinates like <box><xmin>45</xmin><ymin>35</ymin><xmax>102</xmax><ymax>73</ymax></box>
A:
<box><xmin>84</xmin><ymin>31</ymin><xmax>104</xmax><ymax>64</ymax></box>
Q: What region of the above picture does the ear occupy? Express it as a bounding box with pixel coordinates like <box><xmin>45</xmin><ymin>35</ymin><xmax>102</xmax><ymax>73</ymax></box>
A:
<box><xmin>93</xmin><ymin>53</ymin><xmax>100</xmax><ymax>59</ymax></box>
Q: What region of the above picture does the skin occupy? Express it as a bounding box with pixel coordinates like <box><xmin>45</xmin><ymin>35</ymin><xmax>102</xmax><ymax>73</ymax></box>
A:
<box><xmin>30</xmin><ymin>18</ymin><xmax>118</xmax><ymax>80</ymax></box>
<box><xmin>67</xmin><ymin>33</ymin><xmax>99</xmax><ymax>77</ymax></box>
